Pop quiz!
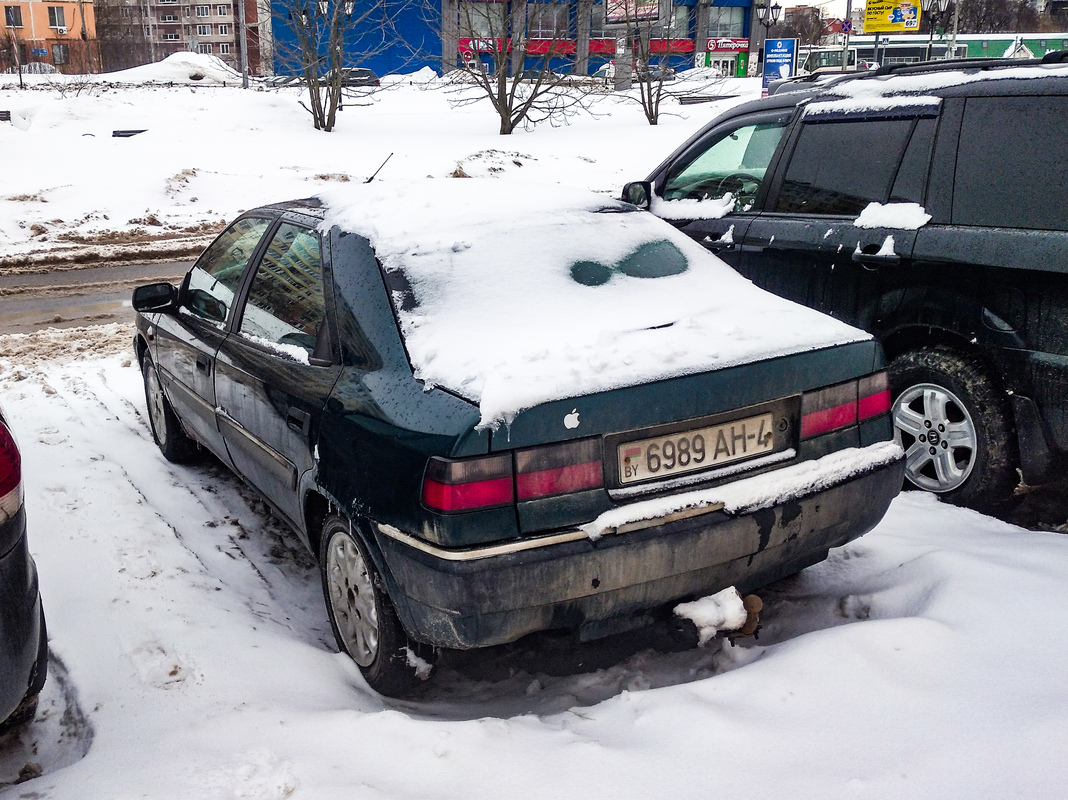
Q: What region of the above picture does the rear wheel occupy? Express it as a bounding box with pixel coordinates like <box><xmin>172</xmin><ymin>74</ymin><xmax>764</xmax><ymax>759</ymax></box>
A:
<box><xmin>888</xmin><ymin>346</ymin><xmax>1017</xmax><ymax>509</ymax></box>
<box><xmin>319</xmin><ymin>515</ymin><xmax>434</xmax><ymax>696</ymax></box>
<box><xmin>141</xmin><ymin>354</ymin><xmax>198</xmax><ymax>463</ymax></box>
<box><xmin>0</xmin><ymin>693</ymin><xmax>39</xmax><ymax>734</ymax></box>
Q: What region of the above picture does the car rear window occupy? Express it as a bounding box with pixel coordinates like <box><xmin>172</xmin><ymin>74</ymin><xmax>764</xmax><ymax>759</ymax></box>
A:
<box><xmin>953</xmin><ymin>95</ymin><xmax>1068</xmax><ymax>231</ymax></box>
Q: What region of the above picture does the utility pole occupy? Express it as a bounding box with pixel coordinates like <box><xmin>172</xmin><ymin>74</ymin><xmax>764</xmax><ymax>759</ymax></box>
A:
<box><xmin>948</xmin><ymin>0</ymin><xmax>960</xmax><ymax>59</ymax></box>
<box><xmin>237</xmin><ymin>0</ymin><xmax>249</xmax><ymax>87</ymax></box>
<box><xmin>841</xmin><ymin>0</ymin><xmax>852</xmax><ymax>69</ymax></box>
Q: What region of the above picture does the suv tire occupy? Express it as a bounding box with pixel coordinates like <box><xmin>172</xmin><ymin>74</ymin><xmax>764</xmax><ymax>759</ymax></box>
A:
<box><xmin>888</xmin><ymin>346</ymin><xmax>1017</xmax><ymax>509</ymax></box>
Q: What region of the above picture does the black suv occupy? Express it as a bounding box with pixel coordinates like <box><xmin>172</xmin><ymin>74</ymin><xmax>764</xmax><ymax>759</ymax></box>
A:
<box><xmin>626</xmin><ymin>55</ymin><xmax>1068</xmax><ymax>509</ymax></box>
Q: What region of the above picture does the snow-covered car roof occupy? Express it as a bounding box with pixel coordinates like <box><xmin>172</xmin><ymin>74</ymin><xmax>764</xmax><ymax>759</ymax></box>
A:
<box><xmin>319</xmin><ymin>180</ymin><xmax>870</xmax><ymax>429</ymax></box>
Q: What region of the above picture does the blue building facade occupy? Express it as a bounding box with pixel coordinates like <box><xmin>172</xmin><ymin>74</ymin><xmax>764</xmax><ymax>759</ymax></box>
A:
<box><xmin>271</xmin><ymin>1</ymin><xmax>756</xmax><ymax>78</ymax></box>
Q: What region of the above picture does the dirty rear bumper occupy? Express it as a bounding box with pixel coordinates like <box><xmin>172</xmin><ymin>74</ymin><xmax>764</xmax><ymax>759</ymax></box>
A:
<box><xmin>375</xmin><ymin>454</ymin><xmax>904</xmax><ymax>650</ymax></box>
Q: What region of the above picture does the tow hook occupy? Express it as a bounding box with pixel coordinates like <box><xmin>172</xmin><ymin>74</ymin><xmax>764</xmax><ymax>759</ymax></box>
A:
<box><xmin>728</xmin><ymin>594</ymin><xmax>764</xmax><ymax>645</ymax></box>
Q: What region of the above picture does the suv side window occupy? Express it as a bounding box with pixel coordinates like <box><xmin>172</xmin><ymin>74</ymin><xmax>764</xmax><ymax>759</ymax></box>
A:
<box><xmin>775</xmin><ymin>118</ymin><xmax>915</xmax><ymax>215</ymax></box>
<box><xmin>237</xmin><ymin>223</ymin><xmax>326</xmax><ymax>356</ymax></box>
<box><xmin>662</xmin><ymin>115</ymin><xmax>790</xmax><ymax>210</ymax></box>
<box><xmin>954</xmin><ymin>96</ymin><xmax>1068</xmax><ymax>231</ymax></box>
<box><xmin>185</xmin><ymin>217</ymin><xmax>272</xmax><ymax>326</ymax></box>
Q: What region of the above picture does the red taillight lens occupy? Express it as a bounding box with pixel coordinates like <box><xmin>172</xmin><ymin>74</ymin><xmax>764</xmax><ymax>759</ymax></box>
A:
<box><xmin>800</xmin><ymin>371</ymin><xmax>891</xmax><ymax>439</ymax></box>
<box><xmin>858</xmin><ymin>372</ymin><xmax>891</xmax><ymax>421</ymax></box>
<box><xmin>516</xmin><ymin>438</ymin><xmax>603</xmax><ymax>500</ymax></box>
<box><xmin>422</xmin><ymin>453</ymin><xmax>514</xmax><ymax>513</ymax></box>
<box><xmin>0</xmin><ymin>420</ymin><xmax>23</xmax><ymax>520</ymax></box>
<box><xmin>801</xmin><ymin>380</ymin><xmax>857</xmax><ymax>439</ymax></box>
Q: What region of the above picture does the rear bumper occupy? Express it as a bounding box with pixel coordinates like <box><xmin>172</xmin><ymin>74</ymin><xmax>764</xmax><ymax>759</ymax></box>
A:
<box><xmin>374</xmin><ymin>445</ymin><xmax>905</xmax><ymax>649</ymax></box>
<box><xmin>0</xmin><ymin>506</ymin><xmax>46</xmax><ymax>721</ymax></box>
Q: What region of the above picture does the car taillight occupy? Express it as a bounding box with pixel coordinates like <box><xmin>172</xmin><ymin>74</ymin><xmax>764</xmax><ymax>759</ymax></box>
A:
<box><xmin>801</xmin><ymin>371</ymin><xmax>890</xmax><ymax>439</ymax></box>
<box><xmin>516</xmin><ymin>438</ymin><xmax>603</xmax><ymax>500</ymax></box>
<box><xmin>422</xmin><ymin>453</ymin><xmax>514</xmax><ymax>513</ymax></box>
<box><xmin>858</xmin><ymin>372</ymin><xmax>891</xmax><ymax>421</ymax></box>
<box><xmin>0</xmin><ymin>420</ymin><xmax>23</xmax><ymax>523</ymax></box>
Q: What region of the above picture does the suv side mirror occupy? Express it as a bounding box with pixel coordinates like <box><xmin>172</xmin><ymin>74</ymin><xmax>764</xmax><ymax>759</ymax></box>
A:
<box><xmin>132</xmin><ymin>282</ymin><xmax>178</xmax><ymax>314</ymax></box>
<box><xmin>622</xmin><ymin>181</ymin><xmax>652</xmax><ymax>210</ymax></box>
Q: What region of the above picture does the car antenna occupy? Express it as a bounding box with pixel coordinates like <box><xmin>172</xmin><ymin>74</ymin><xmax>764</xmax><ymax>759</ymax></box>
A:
<box><xmin>365</xmin><ymin>153</ymin><xmax>394</xmax><ymax>184</ymax></box>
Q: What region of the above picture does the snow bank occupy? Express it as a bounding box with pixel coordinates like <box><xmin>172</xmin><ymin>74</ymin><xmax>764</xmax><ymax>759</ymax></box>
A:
<box><xmin>102</xmin><ymin>52</ymin><xmax>243</xmax><ymax>85</ymax></box>
<box><xmin>320</xmin><ymin>180</ymin><xmax>869</xmax><ymax>428</ymax></box>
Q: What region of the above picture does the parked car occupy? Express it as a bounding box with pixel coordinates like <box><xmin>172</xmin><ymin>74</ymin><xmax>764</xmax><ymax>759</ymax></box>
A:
<box><xmin>626</xmin><ymin>54</ymin><xmax>1068</xmax><ymax>510</ymax></box>
<box><xmin>265</xmin><ymin>68</ymin><xmax>380</xmax><ymax>88</ymax></box>
<box><xmin>132</xmin><ymin>181</ymin><xmax>903</xmax><ymax>696</ymax></box>
<box><xmin>0</xmin><ymin>403</ymin><xmax>47</xmax><ymax>733</ymax></box>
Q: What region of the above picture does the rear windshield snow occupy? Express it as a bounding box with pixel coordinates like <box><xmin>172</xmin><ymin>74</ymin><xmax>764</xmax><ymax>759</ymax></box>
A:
<box><xmin>320</xmin><ymin>181</ymin><xmax>868</xmax><ymax>429</ymax></box>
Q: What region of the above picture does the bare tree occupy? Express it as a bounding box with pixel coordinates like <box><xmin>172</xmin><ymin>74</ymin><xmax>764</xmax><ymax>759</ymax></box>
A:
<box><xmin>612</xmin><ymin>2</ymin><xmax>694</xmax><ymax>126</ymax></box>
<box><xmin>95</xmin><ymin>0</ymin><xmax>153</xmax><ymax>72</ymax></box>
<box><xmin>958</xmin><ymin>0</ymin><xmax>1045</xmax><ymax>32</ymax></box>
<box><xmin>273</xmin><ymin>0</ymin><xmax>407</xmax><ymax>132</ymax></box>
<box><xmin>444</xmin><ymin>0</ymin><xmax>590</xmax><ymax>135</ymax></box>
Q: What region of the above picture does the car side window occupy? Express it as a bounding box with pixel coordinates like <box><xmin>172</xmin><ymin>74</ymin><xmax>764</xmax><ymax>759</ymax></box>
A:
<box><xmin>237</xmin><ymin>223</ymin><xmax>326</xmax><ymax>357</ymax></box>
<box><xmin>774</xmin><ymin>118</ymin><xmax>915</xmax><ymax>215</ymax></box>
<box><xmin>662</xmin><ymin>116</ymin><xmax>790</xmax><ymax>210</ymax></box>
<box><xmin>954</xmin><ymin>95</ymin><xmax>1068</xmax><ymax>231</ymax></box>
<box><xmin>185</xmin><ymin>217</ymin><xmax>272</xmax><ymax>327</ymax></box>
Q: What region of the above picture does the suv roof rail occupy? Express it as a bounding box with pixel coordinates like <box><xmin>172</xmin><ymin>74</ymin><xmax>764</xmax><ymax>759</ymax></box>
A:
<box><xmin>873</xmin><ymin>56</ymin><xmax>1054</xmax><ymax>77</ymax></box>
<box><xmin>1041</xmin><ymin>49</ymin><xmax>1068</xmax><ymax>64</ymax></box>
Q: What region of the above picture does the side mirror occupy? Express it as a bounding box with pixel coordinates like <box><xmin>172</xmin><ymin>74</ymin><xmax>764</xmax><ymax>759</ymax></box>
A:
<box><xmin>132</xmin><ymin>282</ymin><xmax>178</xmax><ymax>313</ymax></box>
<box><xmin>622</xmin><ymin>181</ymin><xmax>652</xmax><ymax>210</ymax></box>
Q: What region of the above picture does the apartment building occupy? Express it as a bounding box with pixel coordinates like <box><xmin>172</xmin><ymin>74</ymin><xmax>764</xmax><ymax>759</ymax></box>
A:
<box><xmin>2</xmin><ymin>0</ymin><xmax>99</xmax><ymax>73</ymax></box>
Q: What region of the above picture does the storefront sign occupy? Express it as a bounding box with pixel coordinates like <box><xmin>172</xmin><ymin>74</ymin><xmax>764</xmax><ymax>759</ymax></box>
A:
<box><xmin>706</xmin><ymin>38</ymin><xmax>749</xmax><ymax>52</ymax></box>
<box><xmin>864</xmin><ymin>2</ymin><xmax>922</xmax><ymax>33</ymax></box>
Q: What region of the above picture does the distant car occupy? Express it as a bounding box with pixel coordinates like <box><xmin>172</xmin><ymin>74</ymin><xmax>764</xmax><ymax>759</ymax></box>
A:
<box><xmin>339</xmin><ymin>68</ymin><xmax>380</xmax><ymax>87</ymax></box>
<box><xmin>626</xmin><ymin>53</ymin><xmax>1068</xmax><ymax>510</ymax></box>
<box><xmin>132</xmin><ymin>181</ymin><xmax>903</xmax><ymax>696</ymax></box>
<box><xmin>0</xmin><ymin>403</ymin><xmax>47</xmax><ymax>733</ymax></box>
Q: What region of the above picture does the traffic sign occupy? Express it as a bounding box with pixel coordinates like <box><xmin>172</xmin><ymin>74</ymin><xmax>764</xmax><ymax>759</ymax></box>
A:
<box><xmin>841</xmin><ymin>19</ymin><xmax>853</xmax><ymax>34</ymax></box>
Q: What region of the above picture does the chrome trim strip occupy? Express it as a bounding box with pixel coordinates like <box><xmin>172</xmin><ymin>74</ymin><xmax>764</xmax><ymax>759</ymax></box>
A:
<box><xmin>215</xmin><ymin>409</ymin><xmax>297</xmax><ymax>489</ymax></box>
<box><xmin>373</xmin><ymin>499</ymin><xmax>730</xmax><ymax>563</ymax></box>
<box><xmin>161</xmin><ymin>370</ymin><xmax>216</xmax><ymax>417</ymax></box>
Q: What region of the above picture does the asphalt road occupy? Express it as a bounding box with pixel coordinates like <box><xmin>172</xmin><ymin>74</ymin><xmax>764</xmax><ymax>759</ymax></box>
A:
<box><xmin>0</xmin><ymin>261</ymin><xmax>191</xmax><ymax>335</ymax></box>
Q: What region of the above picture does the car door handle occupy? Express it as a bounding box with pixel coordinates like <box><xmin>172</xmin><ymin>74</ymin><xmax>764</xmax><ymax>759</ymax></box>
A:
<box><xmin>286</xmin><ymin>407</ymin><xmax>311</xmax><ymax>436</ymax></box>
<box><xmin>196</xmin><ymin>354</ymin><xmax>211</xmax><ymax>374</ymax></box>
<box><xmin>851</xmin><ymin>250</ymin><xmax>901</xmax><ymax>268</ymax></box>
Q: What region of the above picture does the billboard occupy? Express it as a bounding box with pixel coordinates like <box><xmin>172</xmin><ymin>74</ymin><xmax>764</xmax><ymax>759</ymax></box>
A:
<box><xmin>762</xmin><ymin>38</ymin><xmax>798</xmax><ymax>95</ymax></box>
<box><xmin>864</xmin><ymin>2</ymin><xmax>922</xmax><ymax>33</ymax></box>
<box><xmin>605</xmin><ymin>0</ymin><xmax>662</xmax><ymax>25</ymax></box>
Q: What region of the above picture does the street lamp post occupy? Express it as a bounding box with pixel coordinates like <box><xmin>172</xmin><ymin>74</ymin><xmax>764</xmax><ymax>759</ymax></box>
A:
<box><xmin>755</xmin><ymin>1</ymin><xmax>782</xmax><ymax>73</ymax></box>
<box><xmin>921</xmin><ymin>0</ymin><xmax>952</xmax><ymax>61</ymax></box>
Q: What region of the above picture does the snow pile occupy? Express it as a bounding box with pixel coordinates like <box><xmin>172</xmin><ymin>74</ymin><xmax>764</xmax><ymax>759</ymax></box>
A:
<box><xmin>674</xmin><ymin>588</ymin><xmax>748</xmax><ymax>645</ymax></box>
<box><xmin>650</xmin><ymin>192</ymin><xmax>735</xmax><ymax>220</ymax></box>
<box><xmin>103</xmin><ymin>52</ymin><xmax>243</xmax><ymax>85</ymax></box>
<box><xmin>854</xmin><ymin>201</ymin><xmax>932</xmax><ymax>230</ymax></box>
<box><xmin>320</xmin><ymin>180</ymin><xmax>869</xmax><ymax>428</ymax></box>
<box><xmin>582</xmin><ymin>441</ymin><xmax>902</xmax><ymax>539</ymax></box>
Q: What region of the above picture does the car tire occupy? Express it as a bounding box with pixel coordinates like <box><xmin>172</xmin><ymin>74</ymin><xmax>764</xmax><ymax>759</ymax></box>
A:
<box><xmin>319</xmin><ymin>515</ymin><xmax>434</xmax><ymax>696</ymax></box>
<box><xmin>888</xmin><ymin>346</ymin><xmax>1017</xmax><ymax>509</ymax></box>
<box><xmin>141</xmin><ymin>354</ymin><xmax>198</xmax><ymax>464</ymax></box>
<box><xmin>0</xmin><ymin>693</ymin><xmax>39</xmax><ymax>734</ymax></box>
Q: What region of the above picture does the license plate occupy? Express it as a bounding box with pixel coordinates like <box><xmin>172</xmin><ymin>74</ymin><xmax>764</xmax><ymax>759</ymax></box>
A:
<box><xmin>617</xmin><ymin>412</ymin><xmax>776</xmax><ymax>485</ymax></box>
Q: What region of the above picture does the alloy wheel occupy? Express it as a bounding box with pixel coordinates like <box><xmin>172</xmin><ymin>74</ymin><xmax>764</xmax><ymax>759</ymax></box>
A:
<box><xmin>892</xmin><ymin>382</ymin><xmax>978</xmax><ymax>493</ymax></box>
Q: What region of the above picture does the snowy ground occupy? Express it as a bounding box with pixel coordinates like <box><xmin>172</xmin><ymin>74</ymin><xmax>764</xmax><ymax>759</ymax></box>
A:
<box><xmin>2</xmin><ymin>332</ymin><xmax>1067</xmax><ymax>799</ymax></box>
<box><xmin>2</xmin><ymin>55</ymin><xmax>1068</xmax><ymax>799</ymax></box>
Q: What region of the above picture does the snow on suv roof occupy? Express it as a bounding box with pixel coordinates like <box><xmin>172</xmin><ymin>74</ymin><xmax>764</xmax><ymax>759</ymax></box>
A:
<box><xmin>319</xmin><ymin>180</ymin><xmax>869</xmax><ymax>428</ymax></box>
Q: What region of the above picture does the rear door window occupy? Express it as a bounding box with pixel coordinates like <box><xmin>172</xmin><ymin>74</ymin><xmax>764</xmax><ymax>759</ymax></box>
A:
<box><xmin>953</xmin><ymin>95</ymin><xmax>1068</xmax><ymax>231</ymax></box>
<box><xmin>774</xmin><ymin>118</ymin><xmax>915</xmax><ymax>215</ymax></box>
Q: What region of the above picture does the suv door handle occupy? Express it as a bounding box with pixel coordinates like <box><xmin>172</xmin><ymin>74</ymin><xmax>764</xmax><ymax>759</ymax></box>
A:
<box><xmin>196</xmin><ymin>354</ymin><xmax>211</xmax><ymax>374</ymax></box>
<box><xmin>851</xmin><ymin>250</ymin><xmax>901</xmax><ymax>269</ymax></box>
<box><xmin>286</xmin><ymin>407</ymin><xmax>311</xmax><ymax>436</ymax></box>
